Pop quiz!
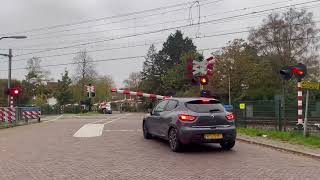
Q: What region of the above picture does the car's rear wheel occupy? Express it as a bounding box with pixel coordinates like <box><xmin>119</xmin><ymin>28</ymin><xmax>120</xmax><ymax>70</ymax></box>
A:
<box><xmin>220</xmin><ymin>140</ymin><xmax>235</xmax><ymax>150</ymax></box>
<box><xmin>169</xmin><ymin>128</ymin><xmax>183</xmax><ymax>152</ymax></box>
<box><xmin>143</xmin><ymin>122</ymin><xmax>152</xmax><ymax>139</ymax></box>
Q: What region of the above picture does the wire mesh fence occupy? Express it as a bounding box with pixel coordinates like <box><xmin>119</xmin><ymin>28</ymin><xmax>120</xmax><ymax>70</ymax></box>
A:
<box><xmin>233</xmin><ymin>100</ymin><xmax>320</xmax><ymax>136</ymax></box>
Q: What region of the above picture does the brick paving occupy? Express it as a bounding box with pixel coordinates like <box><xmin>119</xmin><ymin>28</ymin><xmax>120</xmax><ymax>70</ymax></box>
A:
<box><xmin>0</xmin><ymin>113</ymin><xmax>319</xmax><ymax>180</ymax></box>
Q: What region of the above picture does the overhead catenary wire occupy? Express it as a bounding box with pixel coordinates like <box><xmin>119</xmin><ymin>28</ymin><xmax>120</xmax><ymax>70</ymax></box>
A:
<box><xmin>8</xmin><ymin>0</ymin><xmax>320</xmax><ymax>59</ymax></box>
<box><xmin>0</xmin><ymin>0</ymin><xmax>222</xmax><ymax>37</ymax></box>
<box><xmin>10</xmin><ymin>0</ymin><xmax>299</xmax><ymax>41</ymax></box>
<box><xmin>3</xmin><ymin>33</ymin><xmax>320</xmax><ymax>72</ymax></box>
<box><xmin>3</xmin><ymin>0</ymin><xmax>318</xmax><ymax>51</ymax></box>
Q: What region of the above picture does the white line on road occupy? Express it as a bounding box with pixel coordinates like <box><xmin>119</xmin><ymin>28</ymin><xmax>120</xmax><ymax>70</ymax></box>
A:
<box><xmin>43</xmin><ymin>115</ymin><xmax>64</xmax><ymax>123</ymax></box>
<box><xmin>91</xmin><ymin>115</ymin><xmax>123</xmax><ymax>124</ymax></box>
<box><xmin>104</xmin><ymin>129</ymin><xmax>142</xmax><ymax>132</ymax></box>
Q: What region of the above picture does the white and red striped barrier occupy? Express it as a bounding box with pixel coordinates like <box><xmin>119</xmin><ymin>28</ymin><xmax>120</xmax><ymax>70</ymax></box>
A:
<box><xmin>0</xmin><ymin>107</ymin><xmax>16</xmax><ymax>123</ymax></box>
<box><xmin>111</xmin><ymin>89</ymin><xmax>171</xmax><ymax>100</ymax></box>
<box><xmin>22</xmin><ymin>111</ymin><xmax>41</xmax><ymax>119</ymax></box>
<box><xmin>297</xmin><ymin>82</ymin><xmax>303</xmax><ymax>125</ymax></box>
<box><xmin>21</xmin><ymin>107</ymin><xmax>41</xmax><ymax>120</ymax></box>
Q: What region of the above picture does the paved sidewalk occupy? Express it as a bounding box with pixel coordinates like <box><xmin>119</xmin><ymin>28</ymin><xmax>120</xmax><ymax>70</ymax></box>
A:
<box><xmin>237</xmin><ymin>134</ymin><xmax>320</xmax><ymax>159</ymax></box>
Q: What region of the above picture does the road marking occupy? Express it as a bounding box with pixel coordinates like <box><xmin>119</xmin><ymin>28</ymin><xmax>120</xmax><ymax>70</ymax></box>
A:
<box><xmin>43</xmin><ymin>115</ymin><xmax>64</xmax><ymax>123</ymax></box>
<box><xmin>73</xmin><ymin>113</ymin><xmax>131</xmax><ymax>137</ymax></box>
<box><xmin>104</xmin><ymin>129</ymin><xmax>142</xmax><ymax>132</ymax></box>
<box><xmin>91</xmin><ymin>115</ymin><xmax>123</xmax><ymax>124</ymax></box>
<box><xmin>73</xmin><ymin>124</ymin><xmax>104</xmax><ymax>137</ymax></box>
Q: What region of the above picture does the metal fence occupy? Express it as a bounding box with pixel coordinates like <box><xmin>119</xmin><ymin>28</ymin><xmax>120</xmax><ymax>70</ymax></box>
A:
<box><xmin>233</xmin><ymin>100</ymin><xmax>320</xmax><ymax>136</ymax></box>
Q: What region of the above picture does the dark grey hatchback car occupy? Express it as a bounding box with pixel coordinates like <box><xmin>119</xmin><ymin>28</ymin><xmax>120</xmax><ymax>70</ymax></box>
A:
<box><xmin>143</xmin><ymin>98</ymin><xmax>236</xmax><ymax>152</ymax></box>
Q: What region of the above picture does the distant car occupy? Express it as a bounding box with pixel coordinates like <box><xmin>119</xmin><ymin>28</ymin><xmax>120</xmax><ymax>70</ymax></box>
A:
<box><xmin>142</xmin><ymin>98</ymin><xmax>236</xmax><ymax>152</ymax></box>
<box><xmin>99</xmin><ymin>102</ymin><xmax>112</xmax><ymax>114</ymax></box>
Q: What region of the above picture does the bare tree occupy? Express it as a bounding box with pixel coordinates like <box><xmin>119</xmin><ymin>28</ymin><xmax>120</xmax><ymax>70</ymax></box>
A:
<box><xmin>73</xmin><ymin>50</ymin><xmax>97</xmax><ymax>98</ymax></box>
<box><xmin>123</xmin><ymin>72</ymin><xmax>142</xmax><ymax>91</ymax></box>
<box><xmin>248</xmin><ymin>8</ymin><xmax>319</xmax><ymax>68</ymax></box>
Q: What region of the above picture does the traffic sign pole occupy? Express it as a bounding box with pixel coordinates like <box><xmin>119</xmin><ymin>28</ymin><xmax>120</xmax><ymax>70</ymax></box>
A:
<box><xmin>304</xmin><ymin>90</ymin><xmax>309</xmax><ymax>137</ymax></box>
<box><xmin>297</xmin><ymin>81</ymin><xmax>303</xmax><ymax>128</ymax></box>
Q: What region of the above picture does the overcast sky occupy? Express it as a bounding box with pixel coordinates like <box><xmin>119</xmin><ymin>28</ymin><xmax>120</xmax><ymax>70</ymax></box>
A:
<box><xmin>0</xmin><ymin>0</ymin><xmax>319</xmax><ymax>87</ymax></box>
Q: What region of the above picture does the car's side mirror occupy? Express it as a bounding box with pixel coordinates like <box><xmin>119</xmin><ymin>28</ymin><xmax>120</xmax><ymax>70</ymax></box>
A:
<box><xmin>148</xmin><ymin>108</ymin><xmax>153</xmax><ymax>115</ymax></box>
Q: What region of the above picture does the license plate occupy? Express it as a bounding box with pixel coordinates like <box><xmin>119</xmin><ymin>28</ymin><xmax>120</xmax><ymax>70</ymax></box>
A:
<box><xmin>204</xmin><ymin>134</ymin><xmax>223</xmax><ymax>139</ymax></box>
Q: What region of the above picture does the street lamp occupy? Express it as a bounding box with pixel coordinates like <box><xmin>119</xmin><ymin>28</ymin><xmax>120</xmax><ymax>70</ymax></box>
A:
<box><xmin>0</xmin><ymin>35</ymin><xmax>27</xmax><ymax>106</ymax></box>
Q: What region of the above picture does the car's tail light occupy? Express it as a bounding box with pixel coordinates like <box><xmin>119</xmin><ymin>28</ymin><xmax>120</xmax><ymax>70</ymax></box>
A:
<box><xmin>226</xmin><ymin>113</ymin><xmax>235</xmax><ymax>122</ymax></box>
<box><xmin>178</xmin><ymin>114</ymin><xmax>197</xmax><ymax>122</ymax></box>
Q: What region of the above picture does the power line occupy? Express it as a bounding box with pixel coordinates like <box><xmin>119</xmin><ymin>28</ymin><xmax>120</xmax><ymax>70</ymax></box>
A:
<box><xmin>6</xmin><ymin>0</ymin><xmax>320</xmax><ymax>52</ymax></box>
<box><xmin>5</xmin><ymin>29</ymin><xmax>320</xmax><ymax>66</ymax></box>
<box><xmin>14</xmin><ymin>0</ymin><xmax>296</xmax><ymax>40</ymax></box>
<box><xmin>10</xmin><ymin>29</ymin><xmax>249</xmax><ymax>62</ymax></box>
<box><xmin>0</xmin><ymin>0</ymin><xmax>220</xmax><ymax>36</ymax></box>
<box><xmin>0</xmin><ymin>55</ymin><xmax>146</xmax><ymax>71</ymax></box>
<box><xmin>3</xmin><ymin>33</ymin><xmax>320</xmax><ymax>72</ymax></box>
<box><xmin>10</xmin><ymin>0</ymin><xmax>320</xmax><ymax>58</ymax></box>
<box><xmin>4</xmin><ymin>0</ymin><xmax>318</xmax><ymax>50</ymax></box>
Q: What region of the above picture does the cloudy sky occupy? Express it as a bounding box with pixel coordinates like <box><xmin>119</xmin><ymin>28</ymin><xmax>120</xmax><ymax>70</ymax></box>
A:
<box><xmin>0</xmin><ymin>0</ymin><xmax>319</xmax><ymax>87</ymax></box>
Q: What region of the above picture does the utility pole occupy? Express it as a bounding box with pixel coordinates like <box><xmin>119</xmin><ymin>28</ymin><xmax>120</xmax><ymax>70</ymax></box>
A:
<box><xmin>228</xmin><ymin>75</ymin><xmax>231</xmax><ymax>105</ymax></box>
<box><xmin>8</xmin><ymin>49</ymin><xmax>12</xmax><ymax>107</ymax></box>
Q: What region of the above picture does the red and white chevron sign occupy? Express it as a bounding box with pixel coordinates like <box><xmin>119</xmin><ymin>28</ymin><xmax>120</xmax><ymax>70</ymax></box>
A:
<box><xmin>111</xmin><ymin>89</ymin><xmax>171</xmax><ymax>100</ymax></box>
<box><xmin>0</xmin><ymin>107</ymin><xmax>16</xmax><ymax>123</ymax></box>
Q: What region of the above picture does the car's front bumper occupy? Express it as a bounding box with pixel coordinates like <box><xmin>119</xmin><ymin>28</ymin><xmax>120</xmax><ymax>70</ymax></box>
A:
<box><xmin>178</xmin><ymin>125</ymin><xmax>236</xmax><ymax>144</ymax></box>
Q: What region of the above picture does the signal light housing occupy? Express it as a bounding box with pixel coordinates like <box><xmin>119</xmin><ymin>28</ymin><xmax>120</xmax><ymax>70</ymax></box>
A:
<box><xmin>280</xmin><ymin>63</ymin><xmax>307</xmax><ymax>81</ymax></box>
<box><xmin>280</xmin><ymin>67</ymin><xmax>293</xmax><ymax>80</ymax></box>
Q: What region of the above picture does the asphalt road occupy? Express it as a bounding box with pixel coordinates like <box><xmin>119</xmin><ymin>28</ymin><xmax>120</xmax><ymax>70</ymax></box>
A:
<box><xmin>0</xmin><ymin>113</ymin><xmax>319</xmax><ymax>180</ymax></box>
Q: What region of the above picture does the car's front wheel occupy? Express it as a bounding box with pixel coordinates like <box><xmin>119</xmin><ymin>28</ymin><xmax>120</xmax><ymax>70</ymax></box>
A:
<box><xmin>220</xmin><ymin>139</ymin><xmax>235</xmax><ymax>150</ymax></box>
<box><xmin>168</xmin><ymin>128</ymin><xmax>183</xmax><ymax>152</ymax></box>
<box><xmin>143</xmin><ymin>122</ymin><xmax>152</xmax><ymax>139</ymax></box>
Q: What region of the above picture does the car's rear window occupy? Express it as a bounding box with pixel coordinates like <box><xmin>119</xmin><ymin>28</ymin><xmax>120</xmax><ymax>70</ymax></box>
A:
<box><xmin>185</xmin><ymin>100</ymin><xmax>225</xmax><ymax>113</ymax></box>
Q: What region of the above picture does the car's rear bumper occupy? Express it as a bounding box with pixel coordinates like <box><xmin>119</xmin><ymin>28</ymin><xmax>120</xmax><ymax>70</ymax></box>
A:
<box><xmin>178</xmin><ymin>126</ymin><xmax>236</xmax><ymax>144</ymax></box>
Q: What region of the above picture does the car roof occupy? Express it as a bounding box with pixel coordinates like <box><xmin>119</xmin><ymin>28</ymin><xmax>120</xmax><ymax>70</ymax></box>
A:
<box><xmin>167</xmin><ymin>97</ymin><xmax>221</xmax><ymax>103</ymax></box>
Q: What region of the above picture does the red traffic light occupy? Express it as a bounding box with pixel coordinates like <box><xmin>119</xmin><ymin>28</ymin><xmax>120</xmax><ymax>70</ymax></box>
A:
<box><xmin>111</xmin><ymin>88</ymin><xmax>117</xmax><ymax>92</ymax></box>
<box><xmin>199</xmin><ymin>76</ymin><xmax>209</xmax><ymax>85</ymax></box>
<box><xmin>291</xmin><ymin>63</ymin><xmax>307</xmax><ymax>81</ymax></box>
<box><xmin>280</xmin><ymin>63</ymin><xmax>307</xmax><ymax>81</ymax></box>
<box><xmin>9</xmin><ymin>87</ymin><xmax>22</xmax><ymax>97</ymax></box>
<box><xmin>292</xmin><ymin>67</ymin><xmax>304</xmax><ymax>76</ymax></box>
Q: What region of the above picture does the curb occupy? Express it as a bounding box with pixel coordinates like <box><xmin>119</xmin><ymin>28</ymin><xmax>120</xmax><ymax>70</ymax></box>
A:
<box><xmin>237</xmin><ymin>137</ymin><xmax>320</xmax><ymax>160</ymax></box>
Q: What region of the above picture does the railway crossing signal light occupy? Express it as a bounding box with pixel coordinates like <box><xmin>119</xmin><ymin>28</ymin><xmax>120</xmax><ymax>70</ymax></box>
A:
<box><xmin>291</xmin><ymin>63</ymin><xmax>307</xmax><ymax>81</ymax></box>
<box><xmin>199</xmin><ymin>76</ymin><xmax>209</xmax><ymax>85</ymax></box>
<box><xmin>280</xmin><ymin>63</ymin><xmax>307</xmax><ymax>81</ymax></box>
<box><xmin>8</xmin><ymin>87</ymin><xmax>22</xmax><ymax>97</ymax></box>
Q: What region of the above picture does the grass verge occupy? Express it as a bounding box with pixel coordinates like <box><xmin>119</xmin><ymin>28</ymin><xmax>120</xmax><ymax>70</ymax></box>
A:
<box><xmin>238</xmin><ymin>127</ymin><xmax>320</xmax><ymax>148</ymax></box>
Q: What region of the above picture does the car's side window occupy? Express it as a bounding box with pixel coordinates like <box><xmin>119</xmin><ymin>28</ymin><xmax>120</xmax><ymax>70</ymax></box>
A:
<box><xmin>153</xmin><ymin>100</ymin><xmax>168</xmax><ymax>113</ymax></box>
<box><xmin>165</xmin><ymin>100</ymin><xmax>178</xmax><ymax>111</ymax></box>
